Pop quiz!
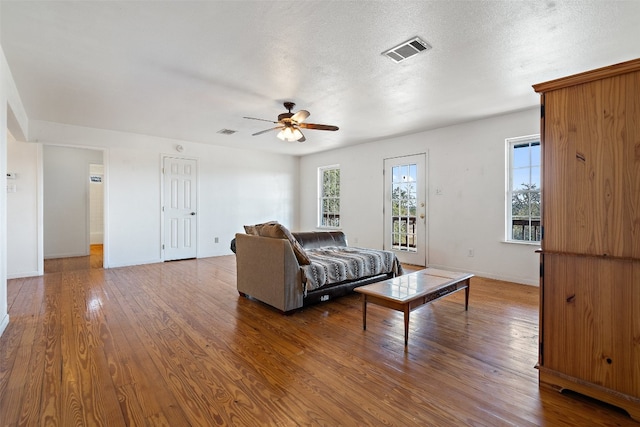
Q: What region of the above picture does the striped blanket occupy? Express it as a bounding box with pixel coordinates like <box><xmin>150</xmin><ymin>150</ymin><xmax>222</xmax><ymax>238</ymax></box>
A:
<box><xmin>300</xmin><ymin>246</ymin><xmax>403</xmax><ymax>294</ymax></box>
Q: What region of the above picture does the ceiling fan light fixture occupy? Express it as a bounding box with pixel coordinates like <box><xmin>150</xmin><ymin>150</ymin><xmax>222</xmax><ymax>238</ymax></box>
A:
<box><xmin>277</xmin><ymin>126</ymin><xmax>302</xmax><ymax>141</ymax></box>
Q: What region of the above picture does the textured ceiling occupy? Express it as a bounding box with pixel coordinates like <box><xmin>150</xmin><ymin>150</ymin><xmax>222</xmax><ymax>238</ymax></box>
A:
<box><xmin>2</xmin><ymin>1</ymin><xmax>640</xmax><ymax>156</ymax></box>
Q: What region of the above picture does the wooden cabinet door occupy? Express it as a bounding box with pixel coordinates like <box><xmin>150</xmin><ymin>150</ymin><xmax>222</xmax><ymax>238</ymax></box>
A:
<box><xmin>543</xmin><ymin>254</ymin><xmax>640</xmax><ymax>397</ymax></box>
<box><xmin>542</xmin><ymin>71</ymin><xmax>640</xmax><ymax>258</ymax></box>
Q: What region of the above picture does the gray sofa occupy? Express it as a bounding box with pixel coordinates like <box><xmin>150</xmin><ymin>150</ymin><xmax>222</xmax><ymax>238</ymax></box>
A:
<box><xmin>235</xmin><ymin>229</ymin><xmax>402</xmax><ymax>313</ymax></box>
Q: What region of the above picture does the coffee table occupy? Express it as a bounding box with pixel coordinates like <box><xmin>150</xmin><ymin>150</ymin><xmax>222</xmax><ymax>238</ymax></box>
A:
<box><xmin>354</xmin><ymin>268</ymin><xmax>473</xmax><ymax>346</ymax></box>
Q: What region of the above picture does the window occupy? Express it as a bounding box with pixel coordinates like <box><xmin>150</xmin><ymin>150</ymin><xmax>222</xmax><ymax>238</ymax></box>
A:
<box><xmin>507</xmin><ymin>135</ymin><xmax>541</xmax><ymax>243</ymax></box>
<box><xmin>319</xmin><ymin>166</ymin><xmax>340</xmax><ymax>228</ymax></box>
<box><xmin>390</xmin><ymin>163</ymin><xmax>417</xmax><ymax>251</ymax></box>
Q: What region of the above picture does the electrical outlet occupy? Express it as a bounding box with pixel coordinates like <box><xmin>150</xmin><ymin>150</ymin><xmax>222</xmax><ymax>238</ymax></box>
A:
<box><xmin>214</xmin><ymin>237</ymin><xmax>219</xmax><ymax>243</ymax></box>
<box><xmin>467</xmin><ymin>248</ymin><xmax>474</xmax><ymax>257</ymax></box>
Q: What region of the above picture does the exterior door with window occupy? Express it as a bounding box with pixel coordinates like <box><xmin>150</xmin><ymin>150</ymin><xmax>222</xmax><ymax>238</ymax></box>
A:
<box><xmin>163</xmin><ymin>157</ymin><xmax>197</xmax><ymax>261</ymax></box>
<box><xmin>384</xmin><ymin>154</ymin><xmax>427</xmax><ymax>266</ymax></box>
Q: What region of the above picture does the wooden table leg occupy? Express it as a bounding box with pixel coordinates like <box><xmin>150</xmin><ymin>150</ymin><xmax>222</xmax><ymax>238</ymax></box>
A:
<box><xmin>464</xmin><ymin>280</ymin><xmax>470</xmax><ymax>310</ymax></box>
<box><xmin>362</xmin><ymin>295</ymin><xmax>367</xmax><ymax>330</ymax></box>
<box><xmin>404</xmin><ymin>305</ymin><xmax>410</xmax><ymax>346</ymax></box>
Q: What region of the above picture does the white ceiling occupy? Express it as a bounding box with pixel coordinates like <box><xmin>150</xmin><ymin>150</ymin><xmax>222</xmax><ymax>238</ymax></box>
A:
<box><xmin>2</xmin><ymin>1</ymin><xmax>640</xmax><ymax>156</ymax></box>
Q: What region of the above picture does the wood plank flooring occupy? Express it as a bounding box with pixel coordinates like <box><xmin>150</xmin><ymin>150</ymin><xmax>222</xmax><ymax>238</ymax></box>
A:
<box><xmin>1</xmin><ymin>255</ymin><xmax>636</xmax><ymax>426</ymax></box>
<box><xmin>43</xmin><ymin>244</ymin><xmax>104</xmax><ymax>273</ymax></box>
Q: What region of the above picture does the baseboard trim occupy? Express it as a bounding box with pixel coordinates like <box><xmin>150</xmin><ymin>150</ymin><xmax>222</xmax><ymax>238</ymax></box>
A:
<box><xmin>426</xmin><ymin>263</ymin><xmax>538</xmax><ymax>286</ymax></box>
<box><xmin>8</xmin><ymin>270</ymin><xmax>41</xmax><ymax>279</ymax></box>
<box><xmin>0</xmin><ymin>313</ymin><xmax>10</xmax><ymax>338</ymax></box>
<box><xmin>44</xmin><ymin>252</ymin><xmax>89</xmax><ymax>259</ymax></box>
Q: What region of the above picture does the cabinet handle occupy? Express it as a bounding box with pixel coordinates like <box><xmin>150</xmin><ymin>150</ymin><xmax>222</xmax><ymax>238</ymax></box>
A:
<box><xmin>566</xmin><ymin>294</ymin><xmax>576</xmax><ymax>303</ymax></box>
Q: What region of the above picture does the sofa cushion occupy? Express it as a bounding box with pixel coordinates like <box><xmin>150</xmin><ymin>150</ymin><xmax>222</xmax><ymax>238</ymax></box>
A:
<box><xmin>301</xmin><ymin>246</ymin><xmax>403</xmax><ymax>293</ymax></box>
<box><xmin>244</xmin><ymin>221</ymin><xmax>278</xmax><ymax>235</ymax></box>
<box><xmin>258</xmin><ymin>223</ymin><xmax>311</xmax><ymax>265</ymax></box>
<box><xmin>244</xmin><ymin>224</ymin><xmax>258</xmax><ymax>235</ymax></box>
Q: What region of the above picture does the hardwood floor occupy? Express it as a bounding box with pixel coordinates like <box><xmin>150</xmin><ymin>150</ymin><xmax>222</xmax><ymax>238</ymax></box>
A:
<box><xmin>43</xmin><ymin>244</ymin><xmax>104</xmax><ymax>273</ymax></box>
<box><xmin>1</xmin><ymin>256</ymin><xmax>636</xmax><ymax>426</ymax></box>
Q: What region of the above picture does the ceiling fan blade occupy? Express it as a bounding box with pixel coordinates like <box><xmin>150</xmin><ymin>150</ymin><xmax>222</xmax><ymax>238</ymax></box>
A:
<box><xmin>291</xmin><ymin>109</ymin><xmax>310</xmax><ymax>123</ymax></box>
<box><xmin>297</xmin><ymin>130</ymin><xmax>306</xmax><ymax>142</ymax></box>
<box><xmin>243</xmin><ymin>116</ymin><xmax>278</xmax><ymax>124</ymax></box>
<box><xmin>252</xmin><ymin>126</ymin><xmax>284</xmax><ymax>136</ymax></box>
<box><xmin>298</xmin><ymin>123</ymin><xmax>339</xmax><ymax>131</ymax></box>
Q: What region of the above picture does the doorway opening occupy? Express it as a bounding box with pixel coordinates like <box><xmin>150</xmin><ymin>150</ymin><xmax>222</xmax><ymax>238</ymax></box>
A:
<box><xmin>89</xmin><ymin>163</ymin><xmax>104</xmax><ymax>269</ymax></box>
<box><xmin>43</xmin><ymin>146</ymin><xmax>105</xmax><ymax>273</ymax></box>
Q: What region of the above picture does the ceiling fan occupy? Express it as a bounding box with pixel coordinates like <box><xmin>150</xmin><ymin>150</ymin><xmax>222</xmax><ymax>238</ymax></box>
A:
<box><xmin>243</xmin><ymin>102</ymin><xmax>339</xmax><ymax>142</ymax></box>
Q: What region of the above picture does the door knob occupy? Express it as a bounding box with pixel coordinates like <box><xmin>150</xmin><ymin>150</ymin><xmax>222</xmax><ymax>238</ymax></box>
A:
<box><xmin>190</xmin><ymin>212</ymin><xmax>196</xmax><ymax>216</ymax></box>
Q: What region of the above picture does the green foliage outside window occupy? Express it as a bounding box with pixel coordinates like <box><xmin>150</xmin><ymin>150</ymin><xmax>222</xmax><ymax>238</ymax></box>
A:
<box><xmin>511</xmin><ymin>183</ymin><xmax>541</xmax><ymax>241</ymax></box>
<box><xmin>320</xmin><ymin>167</ymin><xmax>340</xmax><ymax>227</ymax></box>
<box><xmin>391</xmin><ymin>167</ymin><xmax>417</xmax><ymax>251</ymax></box>
<box><xmin>509</xmin><ymin>137</ymin><xmax>541</xmax><ymax>242</ymax></box>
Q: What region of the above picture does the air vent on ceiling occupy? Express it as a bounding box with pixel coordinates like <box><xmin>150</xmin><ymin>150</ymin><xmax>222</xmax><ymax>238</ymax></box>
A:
<box><xmin>383</xmin><ymin>37</ymin><xmax>432</xmax><ymax>63</ymax></box>
<box><xmin>217</xmin><ymin>128</ymin><xmax>237</xmax><ymax>135</ymax></box>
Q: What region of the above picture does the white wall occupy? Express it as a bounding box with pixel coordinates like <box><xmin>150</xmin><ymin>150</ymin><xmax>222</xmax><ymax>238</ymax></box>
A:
<box><xmin>0</xmin><ymin>55</ymin><xmax>7</xmax><ymax>337</ymax></box>
<box><xmin>299</xmin><ymin>108</ymin><xmax>541</xmax><ymax>285</ymax></box>
<box><xmin>1</xmin><ymin>37</ymin><xmax>30</xmax><ymax>336</ymax></box>
<box><xmin>7</xmin><ymin>134</ymin><xmax>40</xmax><ymax>278</ymax></box>
<box><xmin>43</xmin><ymin>145</ymin><xmax>103</xmax><ymax>258</ymax></box>
<box><xmin>28</xmin><ymin>120</ymin><xmax>299</xmax><ymax>268</ymax></box>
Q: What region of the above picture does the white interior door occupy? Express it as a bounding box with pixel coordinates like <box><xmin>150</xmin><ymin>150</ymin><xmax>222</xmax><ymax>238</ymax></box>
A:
<box><xmin>384</xmin><ymin>154</ymin><xmax>427</xmax><ymax>266</ymax></box>
<box><xmin>163</xmin><ymin>157</ymin><xmax>197</xmax><ymax>261</ymax></box>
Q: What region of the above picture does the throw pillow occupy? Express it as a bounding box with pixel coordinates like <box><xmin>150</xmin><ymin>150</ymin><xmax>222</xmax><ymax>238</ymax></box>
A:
<box><xmin>244</xmin><ymin>221</ymin><xmax>278</xmax><ymax>235</ymax></box>
<box><xmin>258</xmin><ymin>223</ymin><xmax>311</xmax><ymax>265</ymax></box>
<box><xmin>244</xmin><ymin>224</ymin><xmax>258</xmax><ymax>235</ymax></box>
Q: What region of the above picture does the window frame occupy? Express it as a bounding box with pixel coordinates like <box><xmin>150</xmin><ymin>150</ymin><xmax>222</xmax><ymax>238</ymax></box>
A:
<box><xmin>318</xmin><ymin>165</ymin><xmax>341</xmax><ymax>229</ymax></box>
<box><xmin>506</xmin><ymin>134</ymin><xmax>541</xmax><ymax>244</ymax></box>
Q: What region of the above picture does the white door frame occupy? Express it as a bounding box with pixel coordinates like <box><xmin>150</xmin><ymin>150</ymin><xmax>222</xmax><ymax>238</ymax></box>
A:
<box><xmin>383</xmin><ymin>153</ymin><xmax>428</xmax><ymax>266</ymax></box>
<box><xmin>37</xmin><ymin>144</ymin><xmax>109</xmax><ymax>272</ymax></box>
<box><xmin>161</xmin><ymin>155</ymin><xmax>198</xmax><ymax>261</ymax></box>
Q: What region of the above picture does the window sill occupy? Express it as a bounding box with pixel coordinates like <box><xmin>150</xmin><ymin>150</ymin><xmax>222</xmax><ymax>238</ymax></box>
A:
<box><xmin>502</xmin><ymin>239</ymin><xmax>541</xmax><ymax>247</ymax></box>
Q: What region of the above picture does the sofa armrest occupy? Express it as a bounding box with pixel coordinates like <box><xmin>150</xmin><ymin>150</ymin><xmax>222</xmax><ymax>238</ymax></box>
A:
<box><xmin>235</xmin><ymin>233</ymin><xmax>303</xmax><ymax>312</ymax></box>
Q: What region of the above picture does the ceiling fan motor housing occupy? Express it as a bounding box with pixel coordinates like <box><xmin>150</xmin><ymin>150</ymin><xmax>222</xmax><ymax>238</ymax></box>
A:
<box><xmin>278</xmin><ymin>112</ymin><xmax>294</xmax><ymax>122</ymax></box>
<box><xmin>279</xmin><ymin>102</ymin><xmax>296</xmax><ymax>122</ymax></box>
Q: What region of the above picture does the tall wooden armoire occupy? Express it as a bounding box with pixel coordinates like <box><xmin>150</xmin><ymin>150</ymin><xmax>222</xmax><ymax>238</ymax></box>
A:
<box><xmin>533</xmin><ymin>58</ymin><xmax>640</xmax><ymax>420</ymax></box>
